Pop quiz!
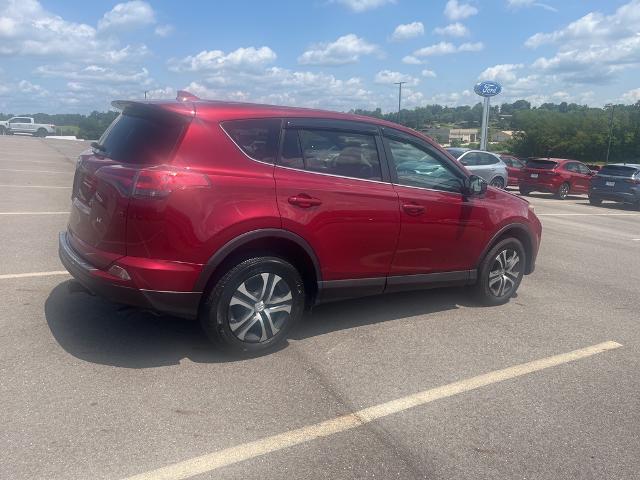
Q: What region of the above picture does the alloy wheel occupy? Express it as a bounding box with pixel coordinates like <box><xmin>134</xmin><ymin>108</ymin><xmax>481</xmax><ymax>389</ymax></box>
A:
<box><xmin>488</xmin><ymin>249</ymin><xmax>521</xmax><ymax>297</ymax></box>
<box><xmin>227</xmin><ymin>273</ymin><xmax>293</xmax><ymax>343</ymax></box>
<box><xmin>490</xmin><ymin>177</ymin><xmax>505</xmax><ymax>189</ymax></box>
<box><xmin>558</xmin><ymin>183</ymin><xmax>569</xmax><ymax>199</ymax></box>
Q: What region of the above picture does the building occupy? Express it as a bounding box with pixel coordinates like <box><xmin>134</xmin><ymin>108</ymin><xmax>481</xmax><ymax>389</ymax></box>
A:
<box><xmin>422</xmin><ymin>127</ymin><xmax>479</xmax><ymax>145</ymax></box>
<box><xmin>491</xmin><ymin>130</ymin><xmax>520</xmax><ymax>142</ymax></box>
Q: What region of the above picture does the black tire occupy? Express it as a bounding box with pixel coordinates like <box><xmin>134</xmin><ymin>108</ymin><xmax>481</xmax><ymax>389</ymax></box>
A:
<box><xmin>474</xmin><ymin>238</ymin><xmax>525</xmax><ymax>306</ymax></box>
<box><xmin>556</xmin><ymin>182</ymin><xmax>570</xmax><ymax>199</ymax></box>
<box><xmin>35</xmin><ymin>128</ymin><xmax>47</xmax><ymax>137</ymax></box>
<box><xmin>0</xmin><ymin>126</ymin><xmax>5</xmax><ymax>135</ymax></box>
<box><xmin>519</xmin><ymin>185</ymin><xmax>531</xmax><ymax>196</ymax></box>
<box><xmin>588</xmin><ymin>196</ymin><xmax>602</xmax><ymax>206</ymax></box>
<box><xmin>199</xmin><ymin>256</ymin><xmax>305</xmax><ymax>354</ymax></box>
<box><xmin>490</xmin><ymin>177</ymin><xmax>505</xmax><ymax>189</ymax></box>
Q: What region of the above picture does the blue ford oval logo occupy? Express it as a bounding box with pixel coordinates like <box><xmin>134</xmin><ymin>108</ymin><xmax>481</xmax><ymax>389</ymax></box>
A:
<box><xmin>474</xmin><ymin>81</ymin><xmax>502</xmax><ymax>97</ymax></box>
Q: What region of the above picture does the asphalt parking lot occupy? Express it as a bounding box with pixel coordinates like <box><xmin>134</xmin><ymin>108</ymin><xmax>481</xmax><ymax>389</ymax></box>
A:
<box><xmin>1</xmin><ymin>135</ymin><xmax>638</xmax><ymax>480</ymax></box>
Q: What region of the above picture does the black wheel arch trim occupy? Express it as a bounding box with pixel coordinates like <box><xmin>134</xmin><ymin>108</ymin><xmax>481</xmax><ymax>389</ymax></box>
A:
<box><xmin>477</xmin><ymin>222</ymin><xmax>537</xmax><ymax>275</ymax></box>
<box><xmin>194</xmin><ymin>228</ymin><xmax>322</xmax><ymax>292</ymax></box>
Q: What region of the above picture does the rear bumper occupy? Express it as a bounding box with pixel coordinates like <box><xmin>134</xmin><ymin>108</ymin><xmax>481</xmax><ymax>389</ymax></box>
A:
<box><xmin>589</xmin><ymin>188</ymin><xmax>639</xmax><ymax>204</ymax></box>
<box><xmin>59</xmin><ymin>232</ymin><xmax>201</xmax><ymax>319</ymax></box>
<box><xmin>520</xmin><ymin>180</ymin><xmax>561</xmax><ymax>194</ymax></box>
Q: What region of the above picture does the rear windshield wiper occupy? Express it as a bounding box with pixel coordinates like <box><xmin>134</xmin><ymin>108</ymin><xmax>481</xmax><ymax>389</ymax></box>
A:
<box><xmin>91</xmin><ymin>142</ymin><xmax>108</xmax><ymax>156</ymax></box>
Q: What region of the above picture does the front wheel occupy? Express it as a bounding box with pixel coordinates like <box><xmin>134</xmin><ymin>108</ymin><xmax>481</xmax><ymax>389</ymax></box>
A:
<box><xmin>200</xmin><ymin>256</ymin><xmax>305</xmax><ymax>354</ymax></box>
<box><xmin>588</xmin><ymin>196</ymin><xmax>602</xmax><ymax>206</ymax></box>
<box><xmin>490</xmin><ymin>177</ymin><xmax>505</xmax><ymax>189</ymax></box>
<box><xmin>474</xmin><ymin>238</ymin><xmax>525</xmax><ymax>306</ymax></box>
<box><xmin>0</xmin><ymin>126</ymin><xmax>5</xmax><ymax>135</ymax></box>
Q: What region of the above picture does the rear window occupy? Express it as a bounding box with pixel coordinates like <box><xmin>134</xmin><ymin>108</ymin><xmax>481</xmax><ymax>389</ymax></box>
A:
<box><xmin>221</xmin><ymin>119</ymin><xmax>281</xmax><ymax>163</ymax></box>
<box><xmin>527</xmin><ymin>159</ymin><xmax>557</xmax><ymax>170</ymax></box>
<box><xmin>598</xmin><ymin>165</ymin><xmax>639</xmax><ymax>177</ymax></box>
<box><xmin>98</xmin><ymin>112</ymin><xmax>185</xmax><ymax>165</ymax></box>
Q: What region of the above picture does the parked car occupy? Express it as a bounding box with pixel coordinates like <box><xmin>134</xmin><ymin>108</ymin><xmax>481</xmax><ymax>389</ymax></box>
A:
<box><xmin>499</xmin><ymin>154</ymin><xmax>526</xmax><ymax>186</ymax></box>
<box><xmin>445</xmin><ymin>148</ymin><xmax>509</xmax><ymax>188</ymax></box>
<box><xmin>59</xmin><ymin>92</ymin><xmax>542</xmax><ymax>354</ymax></box>
<box><xmin>519</xmin><ymin>158</ymin><xmax>595</xmax><ymax>199</ymax></box>
<box><xmin>589</xmin><ymin>163</ymin><xmax>640</xmax><ymax>208</ymax></box>
<box><xmin>0</xmin><ymin>117</ymin><xmax>55</xmax><ymax>137</ymax></box>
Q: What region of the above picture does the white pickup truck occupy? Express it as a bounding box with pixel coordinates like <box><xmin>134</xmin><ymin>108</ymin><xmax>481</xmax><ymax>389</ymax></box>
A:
<box><xmin>0</xmin><ymin>117</ymin><xmax>56</xmax><ymax>137</ymax></box>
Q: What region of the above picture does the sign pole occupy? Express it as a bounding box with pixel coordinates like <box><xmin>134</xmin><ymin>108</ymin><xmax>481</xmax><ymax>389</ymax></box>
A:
<box><xmin>480</xmin><ymin>96</ymin><xmax>490</xmax><ymax>150</ymax></box>
<box><xmin>474</xmin><ymin>81</ymin><xmax>501</xmax><ymax>151</ymax></box>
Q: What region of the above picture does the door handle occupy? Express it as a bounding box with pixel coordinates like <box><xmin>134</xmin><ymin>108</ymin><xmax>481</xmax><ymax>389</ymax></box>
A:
<box><xmin>288</xmin><ymin>194</ymin><xmax>322</xmax><ymax>208</ymax></box>
<box><xmin>402</xmin><ymin>203</ymin><xmax>425</xmax><ymax>215</ymax></box>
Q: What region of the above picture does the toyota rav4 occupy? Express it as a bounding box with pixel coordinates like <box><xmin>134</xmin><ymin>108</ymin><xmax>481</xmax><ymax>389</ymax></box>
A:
<box><xmin>59</xmin><ymin>92</ymin><xmax>542</xmax><ymax>353</ymax></box>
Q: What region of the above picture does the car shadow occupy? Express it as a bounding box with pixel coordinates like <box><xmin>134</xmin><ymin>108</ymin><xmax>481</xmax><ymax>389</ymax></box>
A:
<box><xmin>45</xmin><ymin>280</ymin><xmax>473</xmax><ymax>368</ymax></box>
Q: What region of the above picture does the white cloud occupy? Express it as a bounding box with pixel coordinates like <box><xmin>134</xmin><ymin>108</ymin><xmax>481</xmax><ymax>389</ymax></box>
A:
<box><xmin>479</xmin><ymin>63</ymin><xmax>524</xmax><ymax>82</ymax></box>
<box><xmin>374</xmin><ymin>70</ymin><xmax>419</xmax><ymax>86</ymax></box>
<box><xmin>412</xmin><ymin>41</ymin><xmax>483</xmax><ymax>57</ymax></box>
<box><xmin>154</xmin><ymin>24</ymin><xmax>174</xmax><ymax>37</ymax></box>
<box><xmin>444</xmin><ymin>0</ymin><xmax>478</xmax><ymax>21</ymax></box>
<box><xmin>36</xmin><ymin>64</ymin><xmax>151</xmax><ymax>84</ymax></box>
<box><xmin>18</xmin><ymin>80</ymin><xmax>47</xmax><ymax>96</ymax></box>
<box><xmin>333</xmin><ymin>0</ymin><xmax>396</xmax><ymax>12</ymax></box>
<box><xmin>525</xmin><ymin>1</ymin><xmax>640</xmax><ymax>84</ymax></box>
<box><xmin>170</xmin><ymin>46</ymin><xmax>277</xmax><ymax>72</ymax></box>
<box><xmin>298</xmin><ymin>34</ymin><xmax>379</xmax><ymax>65</ymax></box>
<box><xmin>622</xmin><ymin>88</ymin><xmax>640</xmax><ymax>104</ymax></box>
<box><xmin>98</xmin><ymin>1</ymin><xmax>155</xmax><ymax>31</ymax></box>
<box><xmin>402</xmin><ymin>55</ymin><xmax>423</xmax><ymax>65</ymax></box>
<box><xmin>433</xmin><ymin>22</ymin><xmax>469</xmax><ymax>37</ymax></box>
<box><xmin>507</xmin><ymin>0</ymin><xmax>557</xmax><ymax>12</ymax></box>
<box><xmin>421</xmin><ymin>69</ymin><xmax>437</xmax><ymax>78</ymax></box>
<box><xmin>391</xmin><ymin>22</ymin><xmax>424</xmax><ymax>41</ymax></box>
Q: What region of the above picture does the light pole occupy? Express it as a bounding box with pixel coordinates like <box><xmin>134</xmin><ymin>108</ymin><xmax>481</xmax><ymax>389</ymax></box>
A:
<box><xmin>605</xmin><ymin>104</ymin><xmax>615</xmax><ymax>164</ymax></box>
<box><xmin>394</xmin><ymin>81</ymin><xmax>406</xmax><ymax>123</ymax></box>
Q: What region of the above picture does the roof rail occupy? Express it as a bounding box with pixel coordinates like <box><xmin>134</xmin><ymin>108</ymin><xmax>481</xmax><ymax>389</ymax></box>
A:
<box><xmin>176</xmin><ymin>90</ymin><xmax>199</xmax><ymax>102</ymax></box>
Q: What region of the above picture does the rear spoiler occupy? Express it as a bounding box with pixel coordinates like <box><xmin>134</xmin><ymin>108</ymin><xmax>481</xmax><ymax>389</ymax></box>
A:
<box><xmin>111</xmin><ymin>99</ymin><xmax>196</xmax><ymax>119</ymax></box>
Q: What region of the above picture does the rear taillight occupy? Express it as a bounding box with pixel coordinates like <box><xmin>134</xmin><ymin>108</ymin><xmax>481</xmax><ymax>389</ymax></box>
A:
<box><xmin>133</xmin><ymin>167</ymin><xmax>210</xmax><ymax>199</ymax></box>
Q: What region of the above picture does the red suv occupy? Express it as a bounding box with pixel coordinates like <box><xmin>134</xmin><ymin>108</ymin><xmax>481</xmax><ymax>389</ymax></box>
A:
<box><xmin>519</xmin><ymin>158</ymin><xmax>595</xmax><ymax>199</ymax></box>
<box><xmin>59</xmin><ymin>93</ymin><xmax>542</xmax><ymax>353</ymax></box>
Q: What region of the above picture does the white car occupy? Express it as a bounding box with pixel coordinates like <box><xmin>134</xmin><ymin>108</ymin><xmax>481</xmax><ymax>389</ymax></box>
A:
<box><xmin>0</xmin><ymin>117</ymin><xmax>56</xmax><ymax>137</ymax></box>
<box><xmin>446</xmin><ymin>148</ymin><xmax>509</xmax><ymax>189</ymax></box>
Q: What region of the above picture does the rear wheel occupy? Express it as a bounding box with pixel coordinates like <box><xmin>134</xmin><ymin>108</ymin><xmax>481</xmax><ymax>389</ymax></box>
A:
<box><xmin>200</xmin><ymin>256</ymin><xmax>305</xmax><ymax>354</ymax></box>
<box><xmin>518</xmin><ymin>185</ymin><xmax>531</xmax><ymax>196</ymax></box>
<box><xmin>588</xmin><ymin>196</ymin><xmax>602</xmax><ymax>206</ymax></box>
<box><xmin>556</xmin><ymin>182</ymin><xmax>570</xmax><ymax>199</ymax></box>
<box><xmin>490</xmin><ymin>177</ymin><xmax>505</xmax><ymax>189</ymax></box>
<box><xmin>474</xmin><ymin>238</ymin><xmax>525</xmax><ymax>306</ymax></box>
<box><xmin>35</xmin><ymin>128</ymin><xmax>47</xmax><ymax>137</ymax></box>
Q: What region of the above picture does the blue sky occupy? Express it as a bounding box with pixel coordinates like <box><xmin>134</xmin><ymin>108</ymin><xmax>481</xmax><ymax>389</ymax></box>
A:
<box><xmin>1</xmin><ymin>0</ymin><xmax>639</xmax><ymax>113</ymax></box>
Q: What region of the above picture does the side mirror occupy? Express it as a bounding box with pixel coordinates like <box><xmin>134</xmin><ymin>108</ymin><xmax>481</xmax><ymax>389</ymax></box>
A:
<box><xmin>463</xmin><ymin>175</ymin><xmax>487</xmax><ymax>197</ymax></box>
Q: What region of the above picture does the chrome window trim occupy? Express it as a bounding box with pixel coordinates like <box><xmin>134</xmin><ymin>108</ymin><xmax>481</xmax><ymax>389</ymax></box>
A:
<box><xmin>274</xmin><ymin>164</ymin><xmax>390</xmax><ymax>185</ymax></box>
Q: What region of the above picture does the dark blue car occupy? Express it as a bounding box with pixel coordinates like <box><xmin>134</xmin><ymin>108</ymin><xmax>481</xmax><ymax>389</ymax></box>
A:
<box><xmin>589</xmin><ymin>163</ymin><xmax>640</xmax><ymax>208</ymax></box>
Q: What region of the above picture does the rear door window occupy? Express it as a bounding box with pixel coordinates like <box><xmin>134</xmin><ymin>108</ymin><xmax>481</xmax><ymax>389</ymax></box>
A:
<box><xmin>294</xmin><ymin>129</ymin><xmax>382</xmax><ymax>181</ymax></box>
<box><xmin>221</xmin><ymin>119</ymin><xmax>282</xmax><ymax>164</ymax></box>
<box><xmin>99</xmin><ymin>112</ymin><xmax>186</xmax><ymax>165</ymax></box>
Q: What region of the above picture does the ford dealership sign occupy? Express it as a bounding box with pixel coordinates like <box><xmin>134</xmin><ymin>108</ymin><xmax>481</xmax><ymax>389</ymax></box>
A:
<box><xmin>474</xmin><ymin>81</ymin><xmax>502</xmax><ymax>97</ymax></box>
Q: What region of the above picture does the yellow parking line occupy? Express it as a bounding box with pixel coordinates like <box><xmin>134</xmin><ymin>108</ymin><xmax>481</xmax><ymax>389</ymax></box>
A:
<box><xmin>122</xmin><ymin>341</ymin><xmax>622</xmax><ymax>480</ymax></box>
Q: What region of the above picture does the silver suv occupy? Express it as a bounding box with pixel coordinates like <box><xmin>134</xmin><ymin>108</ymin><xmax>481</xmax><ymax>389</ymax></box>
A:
<box><xmin>446</xmin><ymin>148</ymin><xmax>508</xmax><ymax>189</ymax></box>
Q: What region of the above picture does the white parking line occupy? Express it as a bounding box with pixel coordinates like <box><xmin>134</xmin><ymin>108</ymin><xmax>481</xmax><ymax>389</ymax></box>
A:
<box><xmin>0</xmin><ymin>168</ymin><xmax>73</xmax><ymax>174</ymax></box>
<box><xmin>0</xmin><ymin>211</ymin><xmax>69</xmax><ymax>215</ymax></box>
<box><xmin>0</xmin><ymin>184</ymin><xmax>71</xmax><ymax>189</ymax></box>
<box><xmin>122</xmin><ymin>341</ymin><xmax>622</xmax><ymax>480</ymax></box>
<box><xmin>538</xmin><ymin>213</ymin><xmax>640</xmax><ymax>216</ymax></box>
<box><xmin>0</xmin><ymin>271</ymin><xmax>69</xmax><ymax>280</ymax></box>
<box><xmin>0</xmin><ymin>159</ymin><xmax>70</xmax><ymax>166</ymax></box>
